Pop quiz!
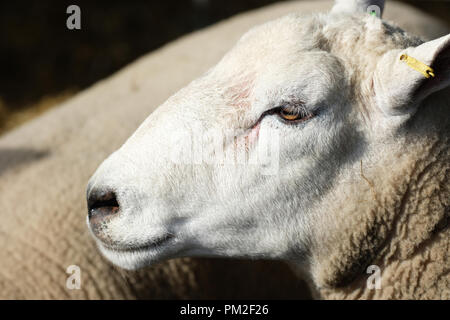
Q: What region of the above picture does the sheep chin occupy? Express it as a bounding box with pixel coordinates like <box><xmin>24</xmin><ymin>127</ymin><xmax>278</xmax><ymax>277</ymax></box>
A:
<box><xmin>96</xmin><ymin>238</ymin><xmax>178</xmax><ymax>270</ymax></box>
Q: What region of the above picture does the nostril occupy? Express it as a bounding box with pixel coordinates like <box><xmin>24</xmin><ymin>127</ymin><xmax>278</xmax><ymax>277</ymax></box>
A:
<box><xmin>88</xmin><ymin>190</ymin><xmax>120</xmax><ymax>220</ymax></box>
<box><xmin>88</xmin><ymin>192</ymin><xmax>119</xmax><ymax>212</ymax></box>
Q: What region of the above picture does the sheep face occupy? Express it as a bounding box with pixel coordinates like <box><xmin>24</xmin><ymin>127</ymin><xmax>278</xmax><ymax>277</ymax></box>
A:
<box><xmin>87</xmin><ymin>16</ymin><xmax>353</xmax><ymax>269</ymax></box>
<box><xmin>86</xmin><ymin>1</ymin><xmax>450</xmax><ymax>272</ymax></box>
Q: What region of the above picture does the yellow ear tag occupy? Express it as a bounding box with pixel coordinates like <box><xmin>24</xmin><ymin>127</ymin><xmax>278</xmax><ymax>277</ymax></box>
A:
<box><xmin>399</xmin><ymin>54</ymin><xmax>435</xmax><ymax>78</ymax></box>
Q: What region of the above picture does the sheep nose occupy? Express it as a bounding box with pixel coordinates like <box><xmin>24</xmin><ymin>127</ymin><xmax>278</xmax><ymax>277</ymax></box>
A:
<box><xmin>87</xmin><ymin>188</ymin><xmax>120</xmax><ymax>226</ymax></box>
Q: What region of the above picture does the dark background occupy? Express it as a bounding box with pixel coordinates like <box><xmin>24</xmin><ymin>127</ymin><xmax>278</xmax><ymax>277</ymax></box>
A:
<box><xmin>0</xmin><ymin>0</ymin><xmax>449</xmax><ymax>131</ymax></box>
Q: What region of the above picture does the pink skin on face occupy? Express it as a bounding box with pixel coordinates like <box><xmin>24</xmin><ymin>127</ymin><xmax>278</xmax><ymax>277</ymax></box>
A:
<box><xmin>247</xmin><ymin>122</ymin><xmax>261</xmax><ymax>147</ymax></box>
<box><xmin>218</xmin><ymin>73</ymin><xmax>268</xmax><ymax>164</ymax></box>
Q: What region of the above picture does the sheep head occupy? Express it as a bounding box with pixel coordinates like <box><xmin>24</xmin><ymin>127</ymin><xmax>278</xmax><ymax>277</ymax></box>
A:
<box><xmin>86</xmin><ymin>0</ymin><xmax>450</xmax><ymax>296</ymax></box>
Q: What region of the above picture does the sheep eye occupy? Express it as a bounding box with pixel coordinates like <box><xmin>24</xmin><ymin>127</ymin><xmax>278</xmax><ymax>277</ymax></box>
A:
<box><xmin>276</xmin><ymin>105</ymin><xmax>313</xmax><ymax>123</ymax></box>
<box><xmin>279</xmin><ymin>107</ymin><xmax>301</xmax><ymax>121</ymax></box>
<box><xmin>255</xmin><ymin>103</ymin><xmax>314</xmax><ymax>127</ymax></box>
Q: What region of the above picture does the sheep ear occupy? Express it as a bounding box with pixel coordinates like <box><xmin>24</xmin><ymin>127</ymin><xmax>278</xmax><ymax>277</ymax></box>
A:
<box><xmin>331</xmin><ymin>0</ymin><xmax>384</xmax><ymax>17</ymax></box>
<box><xmin>373</xmin><ymin>34</ymin><xmax>450</xmax><ymax>116</ymax></box>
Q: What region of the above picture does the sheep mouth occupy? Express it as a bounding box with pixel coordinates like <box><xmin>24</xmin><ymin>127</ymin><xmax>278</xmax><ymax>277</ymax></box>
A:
<box><xmin>101</xmin><ymin>235</ymin><xmax>173</xmax><ymax>253</ymax></box>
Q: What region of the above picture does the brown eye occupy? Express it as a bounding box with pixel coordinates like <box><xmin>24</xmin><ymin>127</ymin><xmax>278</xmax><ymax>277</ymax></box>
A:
<box><xmin>279</xmin><ymin>108</ymin><xmax>301</xmax><ymax>121</ymax></box>
<box><xmin>277</xmin><ymin>105</ymin><xmax>313</xmax><ymax>123</ymax></box>
<box><xmin>256</xmin><ymin>103</ymin><xmax>314</xmax><ymax>126</ymax></box>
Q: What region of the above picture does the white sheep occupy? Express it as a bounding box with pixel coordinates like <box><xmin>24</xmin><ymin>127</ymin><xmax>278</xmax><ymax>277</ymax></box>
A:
<box><xmin>0</xmin><ymin>0</ymin><xmax>446</xmax><ymax>299</ymax></box>
<box><xmin>87</xmin><ymin>0</ymin><xmax>449</xmax><ymax>299</ymax></box>
<box><xmin>0</xmin><ymin>0</ymin><xmax>335</xmax><ymax>299</ymax></box>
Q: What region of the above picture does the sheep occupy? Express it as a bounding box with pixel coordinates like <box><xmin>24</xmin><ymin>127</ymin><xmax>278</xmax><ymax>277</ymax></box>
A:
<box><xmin>87</xmin><ymin>0</ymin><xmax>449</xmax><ymax>299</ymax></box>
<box><xmin>0</xmin><ymin>0</ymin><xmax>338</xmax><ymax>300</ymax></box>
<box><xmin>0</xmin><ymin>0</ymin><xmax>446</xmax><ymax>300</ymax></box>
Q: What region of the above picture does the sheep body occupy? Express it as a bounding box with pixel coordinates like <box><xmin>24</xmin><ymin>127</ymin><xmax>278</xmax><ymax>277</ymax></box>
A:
<box><xmin>305</xmin><ymin>89</ymin><xmax>450</xmax><ymax>298</ymax></box>
<box><xmin>309</xmin><ymin>125</ymin><xmax>449</xmax><ymax>299</ymax></box>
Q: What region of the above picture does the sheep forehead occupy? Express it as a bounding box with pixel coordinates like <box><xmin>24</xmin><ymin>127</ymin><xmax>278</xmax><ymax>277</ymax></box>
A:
<box><xmin>218</xmin><ymin>14</ymin><xmax>375</xmax><ymax>68</ymax></box>
<box><xmin>200</xmin><ymin>15</ymin><xmax>326</xmax><ymax>111</ymax></box>
<box><xmin>223</xmin><ymin>13</ymin><xmax>421</xmax><ymax>73</ymax></box>
<box><xmin>209</xmin><ymin>14</ymin><xmax>370</xmax><ymax>98</ymax></box>
<box><xmin>220</xmin><ymin>14</ymin><xmax>326</xmax><ymax>71</ymax></box>
<box><xmin>204</xmin><ymin>16</ymin><xmax>343</xmax><ymax>110</ymax></box>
